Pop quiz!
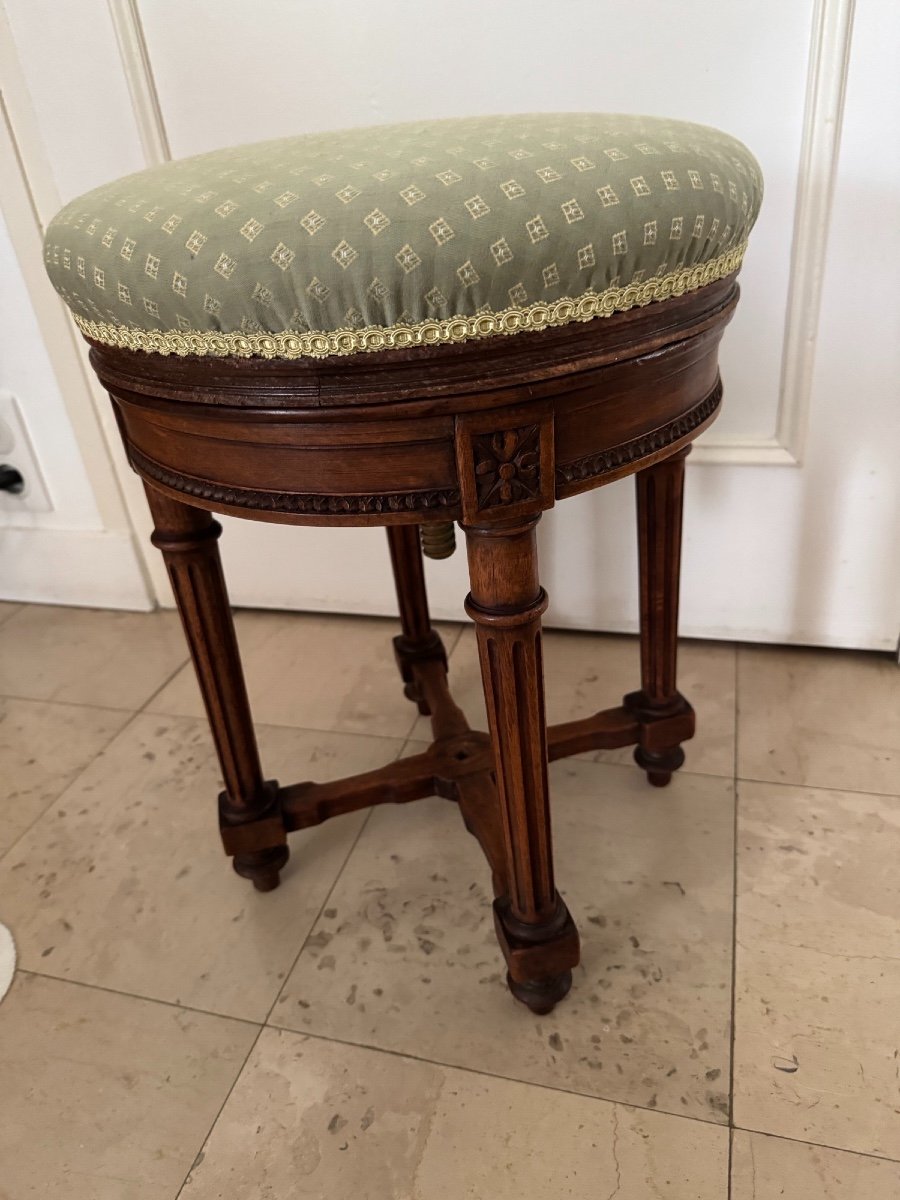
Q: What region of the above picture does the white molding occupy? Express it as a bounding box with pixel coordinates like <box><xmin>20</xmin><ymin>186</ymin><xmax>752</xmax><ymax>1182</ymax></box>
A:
<box><xmin>772</xmin><ymin>0</ymin><xmax>856</xmax><ymax>465</ymax></box>
<box><xmin>106</xmin><ymin>0</ymin><xmax>171</xmax><ymax>165</ymax></box>
<box><xmin>691</xmin><ymin>437</ymin><xmax>797</xmax><ymax>467</ymax></box>
<box><xmin>688</xmin><ymin>0</ymin><xmax>857</xmax><ymax>468</ymax></box>
<box><xmin>0</xmin><ymin>13</ymin><xmax>60</xmax><ymax>231</ymax></box>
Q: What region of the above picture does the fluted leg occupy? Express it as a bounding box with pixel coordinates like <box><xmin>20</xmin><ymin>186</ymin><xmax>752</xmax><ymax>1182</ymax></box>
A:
<box><xmin>464</xmin><ymin>516</ymin><xmax>579</xmax><ymax>1014</ymax></box>
<box><xmin>628</xmin><ymin>447</ymin><xmax>695</xmax><ymax>786</ymax></box>
<box><xmin>144</xmin><ymin>485</ymin><xmax>288</xmax><ymax>891</ymax></box>
<box><xmin>386</xmin><ymin>525</ymin><xmax>447</xmax><ymax>715</ymax></box>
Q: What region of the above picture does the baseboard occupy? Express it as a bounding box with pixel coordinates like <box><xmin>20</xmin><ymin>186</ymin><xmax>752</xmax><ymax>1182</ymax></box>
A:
<box><xmin>161</xmin><ymin>591</ymin><xmax>894</xmax><ymax>655</ymax></box>
<box><xmin>0</xmin><ymin>526</ymin><xmax>152</xmax><ymax>609</ymax></box>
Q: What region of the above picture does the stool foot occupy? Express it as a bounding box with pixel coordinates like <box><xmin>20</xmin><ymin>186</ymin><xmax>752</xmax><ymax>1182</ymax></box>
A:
<box><xmin>622</xmin><ymin>690</ymin><xmax>693</xmax><ymax>789</ymax></box>
<box><xmin>507</xmin><ymin>969</ymin><xmax>573</xmax><ymax>1015</ymax></box>
<box><xmin>633</xmin><ymin>744</ymin><xmax>685</xmax><ymax>787</ymax></box>
<box><xmin>494</xmin><ymin>895</ymin><xmax>580</xmax><ymax>1015</ymax></box>
<box><xmin>233</xmin><ymin>845</ymin><xmax>290</xmax><ymax>892</ymax></box>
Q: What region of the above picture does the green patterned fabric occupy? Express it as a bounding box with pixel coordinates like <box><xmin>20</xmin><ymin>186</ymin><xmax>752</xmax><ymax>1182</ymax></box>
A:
<box><xmin>43</xmin><ymin>113</ymin><xmax>762</xmax><ymax>359</ymax></box>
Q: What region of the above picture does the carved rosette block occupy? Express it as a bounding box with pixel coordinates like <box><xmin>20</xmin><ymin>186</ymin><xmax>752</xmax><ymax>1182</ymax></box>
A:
<box><xmin>474</xmin><ymin>425</ymin><xmax>542</xmax><ymax>508</ymax></box>
<box><xmin>455</xmin><ymin>402</ymin><xmax>555</xmax><ymax>525</ymax></box>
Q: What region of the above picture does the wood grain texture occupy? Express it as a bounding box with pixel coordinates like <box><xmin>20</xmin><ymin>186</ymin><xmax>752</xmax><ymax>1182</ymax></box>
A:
<box><xmin>464</xmin><ymin>517</ymin><xmax>579</xmax><ymax>1013</ymax></box>
<box><xmin>386</xmin><ymin>525</ymin><xmax>449</xmax><ymax>718</ymax></box>
<box><xmin>625</xmin><ymin>448</ymin><xmax>696</xmax><ymax>786</ymax></box>
<box><xmin>144</xmin><ymin>485</ymin><xmax>288</xmax><ymax>892</ymax></box>
<box><xmin>87</xmin><ymin>276</ymin><xmax>745</xmax><ymax>1012</ymax></box>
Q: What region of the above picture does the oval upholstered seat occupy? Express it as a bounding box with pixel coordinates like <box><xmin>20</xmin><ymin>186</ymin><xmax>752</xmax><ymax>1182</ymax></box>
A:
<box><xmin>43</xmin><ymin>112</ymin><xmax>762</xmax><ymax>361</ymax></box>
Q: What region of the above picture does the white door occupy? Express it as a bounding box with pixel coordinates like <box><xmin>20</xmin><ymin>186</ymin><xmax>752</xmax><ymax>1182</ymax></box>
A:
<box><xmin>2</xmin><ymin>0</ymin><xmax>896</xmax><ymax>649</ymax></box>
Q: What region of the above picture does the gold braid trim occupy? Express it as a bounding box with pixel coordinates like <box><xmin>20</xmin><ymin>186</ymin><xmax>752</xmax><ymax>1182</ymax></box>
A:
<box><xmin>74</xmin><ymin>243</ymin><xmax>745</xmax><ymax>360</ymax></box>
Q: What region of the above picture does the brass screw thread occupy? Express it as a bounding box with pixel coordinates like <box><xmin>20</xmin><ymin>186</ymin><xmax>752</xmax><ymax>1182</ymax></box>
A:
<box><xmin>420</xmin><ymin>521</ymin><xmax>456</xmax><ymax>560</ymax></box>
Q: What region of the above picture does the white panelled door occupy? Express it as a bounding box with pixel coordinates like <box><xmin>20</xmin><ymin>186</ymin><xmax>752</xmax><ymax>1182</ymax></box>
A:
<box><xmin>4</xmin><ymin>0</ymin><xmax>897</xmax><ymax>648</ymax></box>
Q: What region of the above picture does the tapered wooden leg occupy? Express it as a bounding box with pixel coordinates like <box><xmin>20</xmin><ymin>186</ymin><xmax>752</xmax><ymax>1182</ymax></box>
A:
<box><xmin>627</xmin><ymin>448</ymin><xmax>695</xmax><ymax>787</ymax></box>
<box><xmin>144</xmin><ymin>485</ymin><xmax>288</xmax><ymax>891</ymax></box>
<box><xmin>386</xmin><ymin>525</ymin><xmax>447</xmax><ymax>715</ymax></box>
<box><xmin>464</xmin><ymin>517</ymin><xmax>579</xmax><ymax>1015</ymax></box>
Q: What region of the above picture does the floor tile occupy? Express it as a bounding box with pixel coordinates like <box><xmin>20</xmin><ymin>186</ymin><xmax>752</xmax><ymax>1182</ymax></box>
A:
<box><xmin>0</xmin><ymin>697</ymin><xmax>131</xmax><ymax>856</ymax></box>
<box><xmin>737</xmin><ymin>645</ymin><xmax>900</xmax><ymax>794</ymax></box>
<box><xmin>0</xmin><ymin>713</ymin><xmax>403</xmax><ymax>1021</ymax></box>
<box><xmin>180</xmin><ymin>1027</ymin><xmax>729</xmax><ymax>1199</ymax></box>
<box><xmin>147</xmin><ymin>610</ymin><xmax>461</xmax><ymax>738</ymax></box>
<box><xmin>413</xmin><ymin>628</ymin><xmax>736</xmax><ymax>778</ymax></box>
<box><xmin>0</xmin><ymin>600</ymin><xmax>22</xmax><ymax>626</ymax></box>
<box><xmin>734</xmin><ymin>780</ymin><xmax>900</xmax><ymax>1158</ymax></box>
<box><xmin>275</xmin><ymin>758</ymin><xmax>734</xmax><ymax>1122</ymax></box>
<box><xmin>0</xmin><ymin>605</ymin><xmax>188</xmax><ymax>709</ymax></box>
<box><xmin>731</xmin><ymin>1131</ymin><xmax>900</xmax><ymax>1198</ymax></box>
<box><xmin>0</xmin><ymin>972</ymin><xmax>257</xmax><ymax>1200</ymax></box>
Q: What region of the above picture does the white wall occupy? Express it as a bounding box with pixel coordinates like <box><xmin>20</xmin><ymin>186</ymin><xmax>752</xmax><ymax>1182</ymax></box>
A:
<box><xmin>0</xmin><ymin>0</ymin><xmax>896</xmax><ymax>648</ymax></box>
<box><xmin>0</xmin><ymin>207</ymin><xmax>99</xmax><ymax>530</ymax></box>
<box><xmin>0</xmin><ymin>4</ymin><xmax>151</xmax><ymax>606</ymax></box>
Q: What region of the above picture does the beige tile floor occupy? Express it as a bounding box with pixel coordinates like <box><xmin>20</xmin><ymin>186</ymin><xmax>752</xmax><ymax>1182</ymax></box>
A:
<box><xmin>0</xmin><ymin>602</ymin><xmax>898</xmax><ymax>1198</ymax></box>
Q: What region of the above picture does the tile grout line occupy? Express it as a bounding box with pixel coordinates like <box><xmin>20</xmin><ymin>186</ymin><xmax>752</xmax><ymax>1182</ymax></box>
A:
<box><xmin>170</xmin><ymin>692</ymin><xmax>460</xmax><ymax>1196</ymax></box>
<box><xmin>0</xmin><ymin>710</ymin><xmax>138</xmax><ymax>870</ymax></box>
<box><xmin>173</xmin><ymin>1035</ymin><xmax>267</xmax><ymax>1198</ymax></box>
<box><xmin>142</xmin><ymin>616</ymin><xmax>453</xmax><ymax>742</ymax></box>
<box><xmin>733</xmin><ymin>772</ymin><xmax>900</xmax><ymax>800</ymax></box>
<box><xmin>263</xmin><ymin>1022</ymin><xmax>733</xmax><ymax>1135</ymax></box>
<box><xmin>0</xmin><ymin>692</ymin><xmax>140</xmax><ymax>714</ymax></box>
<box><xmin>171</xmin><ymin>730</ymin><xmax>404</xmax><ymax>1199</ymax></box>
<box><xmin>256</xmin><ymin>723</ymin><xmax>418</xmax><ymax>1030</ymax></box>
<box><xmin>16</xmin><ymin>968</ymin><xmax>263</xmax><ymax>1028</ymax></box>
<box><xmin>136</xmin><ymin>654</ymin><xmax>192</xmax><ymax>714</ymax></box>
<box><xmin>0</xmin><ymin>603</ymin><xmax>27</xmax><ymax>630</ymax></box>
<box><xmin>194</xmin><ymin>638</ymin><xmax>749</xmax><ymax>1166</ymax></box>
<box><xmin>262</xmin><ymin>808</ymin><xmax>376</xmax><ymax>1029</ymax></box>
<box><xmin>0</xmin><ymin>654</ymin><xmax>194</xmax><ymax>871</ymax></box>
<box><xmin>12</xmin><ymin>712</ymin><xmax>406</xmax><ymax>1199</ymax></box>
<box><xmin>5</xmin><ymin>641</ymin><xmax>411</xmax><ymax>1197</ymax></box>
<box><xmin>727</xmin><ymin>641</ymin><xmax>740</xmax><ymax>1199</ymax></box>
<box><xmin>251</xmin><ymin>639</ymin><xmax>744</xmax><ymax>1143</ymax></box>
<box><xmin>729</xmin><ymin>1122</ymin><xmax>900</xmax><ymax>1168</ymax></box>
<box><xmin>24</xmin><ymin>623</ymin><xmax>891</xmax><ymax>1185</ymax></box>
<box><xmin>171</xmin><ymin>801</ymin><xmax>377</xmax><ymax>1199</ymax></box>
<box><xmin>143</xmin><ymin>705</ymin><xmax>426</xmax><ymax>747</ymax></box>
<box><xmin>173</xmin><ymin>813</ymin><xmax>377</xmax><ymax>1199</ymax></box>
<box><xmin>21</xmin><ymin>970</ymin><xmax>900</xmax><ymax>1170</ymax></box>
<box><xmin>16</xmin><ymin>962</ymin><xmax>759</xmax><ymax>1151</ymax></box>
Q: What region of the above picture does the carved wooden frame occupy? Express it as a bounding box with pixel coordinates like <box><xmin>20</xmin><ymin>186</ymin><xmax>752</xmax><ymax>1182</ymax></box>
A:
<box><xmin>84</xmin><ymin>272</ymin><xmax>742</xmax><ymax>1015</ymax></box>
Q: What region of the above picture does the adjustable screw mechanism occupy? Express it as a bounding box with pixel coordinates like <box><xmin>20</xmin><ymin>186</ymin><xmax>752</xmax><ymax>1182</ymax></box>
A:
<box><xmin>420</xmin><ymin>521</ymin><xmax>456</xmax><ymax>559</ymax></box>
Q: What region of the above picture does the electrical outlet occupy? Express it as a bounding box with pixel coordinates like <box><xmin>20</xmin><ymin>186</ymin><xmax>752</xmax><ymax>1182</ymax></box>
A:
<box><xmin>0</xmin><ymin>391</ymin><xmax>52</xmax><ymax>513</ymax></box>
